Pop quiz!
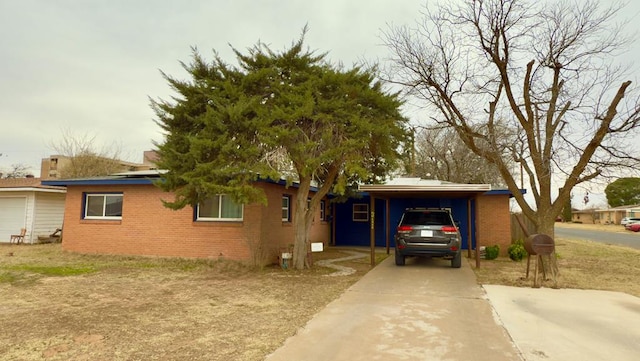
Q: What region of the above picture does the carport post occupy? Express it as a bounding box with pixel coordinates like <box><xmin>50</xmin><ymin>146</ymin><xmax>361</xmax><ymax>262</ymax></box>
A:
<box><xmin>370</xmin><ymin>195</ymin><xmax>376</xmax><ymax>266</ymax></box>
<box><xmin>385</xmin><ymin>198</ymin><xmax>390</xmax><ymax>255</ymax></box>
<box><xmin>474</xmin><ymin>196</ymin><xmax>481</xmax><ymax>268</ymax></box>
<box><xmin>467</xmin><ymin>198</ymin><xmax>472</xmax><ymax>259</ymax></box>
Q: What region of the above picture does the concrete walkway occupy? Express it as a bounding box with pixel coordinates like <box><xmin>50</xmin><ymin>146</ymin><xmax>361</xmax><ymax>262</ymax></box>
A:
<box><xmin>266</xmin><ymin>255</ymin><xmax>522</xmax><ymax>361</ymax></box>
<box><xmin>484</xmin><ymin>285</ymin><xmax>640</xmax><ymax>361</ymax></box>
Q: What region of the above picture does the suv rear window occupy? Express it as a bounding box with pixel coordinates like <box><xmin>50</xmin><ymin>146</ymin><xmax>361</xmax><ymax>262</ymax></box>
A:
<box><xmin>401</xmin><ymin>211</ymin><xmax>453</xmax><ymax>226</ymax></box>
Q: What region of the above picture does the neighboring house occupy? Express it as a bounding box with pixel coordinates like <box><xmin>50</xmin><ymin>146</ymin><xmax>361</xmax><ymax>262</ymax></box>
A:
<box><xmin>574</xmin><ymin>204</ymin><xmax>640</xmax><ymax>225</ymax></box>
<box><xmin>43</xmin><ymin>171</ymin><xmax>330</xmax><ymax>264</ymax></box>
<box><xmin>571</xmin><ymin>209</ymin><xmax>596</xmax><ymax>224</ymax></box>
<box><xmin>44</xmin><ymin>174</ymin><xmax>520</xmax><ymax>261</ymax></box>
<box><xmin>0</xmin><ymin>177</ymin><xmax>66</xmax><ymax>243</ymax></box>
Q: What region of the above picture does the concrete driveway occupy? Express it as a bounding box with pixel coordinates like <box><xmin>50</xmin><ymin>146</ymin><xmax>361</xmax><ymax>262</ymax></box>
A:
<box><xmin>266</xmin><ymin>255</ymin><xmax>522</xmax><ymax>361</ymax></box>
<box><xmin>266</xmin><ymin>254</ymin><xmax>640</xmax><ymax>361</ymax></box>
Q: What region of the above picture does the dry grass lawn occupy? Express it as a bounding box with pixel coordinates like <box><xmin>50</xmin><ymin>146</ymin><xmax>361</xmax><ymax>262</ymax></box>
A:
<box><xmin>1</xmin><ymin>223</ymin><xmax>638</xmax><ymax>360</ymax></box>
<box><xmin>0</xmin><ymin>245</ymin><xmax>384</xmax><ymax>361</ymax></box>
<box><xmin>471</xmin><ymin>222</ymin><xmax>640</xmax><ymax>297</ymax></box>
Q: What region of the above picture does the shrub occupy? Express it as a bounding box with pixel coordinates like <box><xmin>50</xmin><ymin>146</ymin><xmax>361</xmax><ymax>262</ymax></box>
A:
<box><xmin>508</xmin><ymin>240</ymin><xmax>527</xmax><ymax>261</ymax></box>
<box><xmin>484</xmin><ymin>245</ymin><xmax>500</xmax><ymax>260</ymax></box>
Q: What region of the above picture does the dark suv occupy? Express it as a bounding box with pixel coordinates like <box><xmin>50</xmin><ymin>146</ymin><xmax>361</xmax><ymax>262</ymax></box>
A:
<box><xmin>394</xmin><ymin>208</ymin><xmax>462</xmax><ymax>268</ymax></box>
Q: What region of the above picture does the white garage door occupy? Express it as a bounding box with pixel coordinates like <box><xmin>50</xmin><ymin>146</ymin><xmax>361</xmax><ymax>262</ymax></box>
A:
<box><xmin>0</xmin><ymin>197</ymin><xmax>27</xmax><ymax>242</ymax></box>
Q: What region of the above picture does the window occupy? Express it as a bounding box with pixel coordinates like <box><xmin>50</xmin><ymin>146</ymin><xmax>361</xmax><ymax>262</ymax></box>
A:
<box><xmin>282</xmin><ymin>195</ymin><xmax>291</xmax><ymax>222</ymax></box>
<box><xmin>320</xmin><ymin>200</ymin><xmax>326</xmax><ymax>221</ymax></box>
<box><xmin>353</xmin><ymin>203</ymin><xmax>369</xmax><ymax>222</ymax></box>
<box><xmin>401</xmin><ymin>210</ymin><xmax>454</xmax><ymax>226</ymax></box>
<box><xmin>84</xmin><ymin>193</ymin><xmax>123</xmax><ymax>220</ymax></box>
<box><xmin>197</xmin><ymin>195</ymin><xmax>243</xmax><ymax>221</ymax></box>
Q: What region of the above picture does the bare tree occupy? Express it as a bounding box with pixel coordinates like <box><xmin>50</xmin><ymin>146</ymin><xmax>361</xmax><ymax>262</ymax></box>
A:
<box><xmin>412</xmin><ymin>126</ymin><xmax>508</xmax><ymax>186</ymax></box>
<box><xmin>384</xmin><ymin>0</ymin><xmax>640</xmax><ymax>237</ymax></box>
<box><xmin>49</xmin><ymin>128</ymin><xmax>126</xmax><ymax>178</ymax></box>
<box><xmin>1</xmin><ymin>163</ymin><xmax>32</xmax><ymax>178</ymax></box>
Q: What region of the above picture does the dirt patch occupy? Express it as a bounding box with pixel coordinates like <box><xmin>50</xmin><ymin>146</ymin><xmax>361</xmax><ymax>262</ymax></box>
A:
<box><xmin>0</xmin><ymin>245</ymin><xmax>378</xmax><ymax>361</ymax></box>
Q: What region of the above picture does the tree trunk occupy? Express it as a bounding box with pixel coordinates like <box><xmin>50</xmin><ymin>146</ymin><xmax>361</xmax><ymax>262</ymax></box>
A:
<box><xmin>292</xmin><ymin>209</ymin><xmax>310</xmax><ymax>270</ymax></box>
<box><xmin>291</xmin><ymin>178</ymin><xmax>313</xmax><ymax>270</ymax></box>
<box><xmin>533</xmin><ymin>209</ymin><xmax>556</xmax><ymax>239</ymax></box>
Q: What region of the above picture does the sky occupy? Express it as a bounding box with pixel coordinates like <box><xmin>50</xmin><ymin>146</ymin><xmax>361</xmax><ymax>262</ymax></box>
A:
<box><xmin>0</xmin><ymin>0</ymin><xmax>424</xmax><ymax>172</ymax></box>
<box><xmin>1</xmin><ymin>0</ymin><xmax>639</xmax><ymax>209</ymax></box>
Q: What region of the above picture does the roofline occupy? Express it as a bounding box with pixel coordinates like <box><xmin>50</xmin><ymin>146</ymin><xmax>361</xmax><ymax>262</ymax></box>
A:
<box><xmin>485</xmin><ymin>189</ymin><xmax>527</xmax><ymax>197</ymax></box>
<box><xmin>41</xmin><ymin>176</ymin><xmax>322</xmax><ymax>192</ymax></box>
<box><xmin>358</xmin><ymin>184</ymin><xmax>492</xmax><ymax>192</ymax></box>
<box><xmin>42</xmin><ymin>178</ymin><xmax>156</xmax><ymax>186</ymax></box>
<box><xmin>0</xmin><ymin>187</ymin><xmax>66</xmax><ymax>193</ymax></box>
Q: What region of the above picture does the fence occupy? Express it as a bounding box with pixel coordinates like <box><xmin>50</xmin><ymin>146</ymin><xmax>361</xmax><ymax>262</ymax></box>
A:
<box><xmin>510</xmin><ymin>213</ymin><xmax>536</xmax><ymax>242</ymax></box>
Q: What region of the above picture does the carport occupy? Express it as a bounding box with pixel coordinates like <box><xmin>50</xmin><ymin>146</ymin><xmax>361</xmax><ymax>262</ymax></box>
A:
<box><xmin>353</xmin><ymin>178</ymin><xmax>492</xmax><ymax>267</ymax></box>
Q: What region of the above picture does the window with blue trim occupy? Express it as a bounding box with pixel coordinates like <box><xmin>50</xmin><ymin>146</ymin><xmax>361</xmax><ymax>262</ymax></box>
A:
<box><xmin>282</xmin><ymin>195</ymin><xmax>291</xmax><ymax>222</ymax></box>
<box><xmin>197</xmin><ymin>195</ymin><xmax>243</xmax><ymax>221</ymax></box>
<box><xmin>320</xmin><ymin>200</ymin><xmax>326</xmax><ymax>221</ymax></box>
<box><xmin>84</xmin><ymin>193</ymin><xmax>123</xmax><ymax>220</ymax></box>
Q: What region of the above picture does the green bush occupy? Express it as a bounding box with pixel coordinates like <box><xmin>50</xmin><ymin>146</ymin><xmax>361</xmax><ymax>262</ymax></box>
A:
<box><xmin>484</xmin><ymin>245</ymin><xmax>500</xmax><ymax>260</ymax></box>
<box><xmin>508</xmin><ymin>240</ymin><xmax>527</xmax><ymax>261</ymax></box>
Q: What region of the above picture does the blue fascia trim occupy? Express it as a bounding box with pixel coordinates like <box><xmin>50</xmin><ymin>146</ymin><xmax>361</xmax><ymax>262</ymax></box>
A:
<box><xmin>42</xmin><ymin>175</ymin><xmax>328</xmax><ymax>193</ymax></box>
<box><xmin>42</xmin><ymin>176</ymin><xmax>322</xmax><ymax>193</ymax></box>
<box><xmin>484</xmin><ymin>189</ymin><xmax>527</xmax><ymax>197</ymax></box>
<box><xmin>258</xmin><ymin>177</ymin><xmax>322</xmax><ymax>193</ymax></box>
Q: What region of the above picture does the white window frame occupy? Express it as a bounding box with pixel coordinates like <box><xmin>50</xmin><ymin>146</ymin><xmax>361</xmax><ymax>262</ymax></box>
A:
<box><xmin>320</xmin><ymin>200</ymin><xmax>326</xmax><ymax>221</ymax></box>
<box><xmin>84</xmin><ymin>193</ymin><xmax>123</xmax><ymax>220</ymax></box>
<box><xmin>197</xmin><ymin>195</ymin><xmax>244</xmax><ymax>221</ymax></box>
<box><xmin>353</xmin><ymin>203</ymin><xmax>369</xmax><ymax>222</ymax></box>
<box><xmin>282</xmin><ymin>195</ymin><xmax>291</xmax><ymax>222</ymax></box>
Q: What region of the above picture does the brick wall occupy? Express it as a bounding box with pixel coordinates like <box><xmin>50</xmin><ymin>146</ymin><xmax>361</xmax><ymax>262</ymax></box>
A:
<box><xmin>61</xmin><ymin>182</ymin><xmax>330</xmax><ymax>264</ymax></box>
<box><xmin>476</xmin><ymin>194</ymin><xmax>511</xmax><ymax>255</ymax></box>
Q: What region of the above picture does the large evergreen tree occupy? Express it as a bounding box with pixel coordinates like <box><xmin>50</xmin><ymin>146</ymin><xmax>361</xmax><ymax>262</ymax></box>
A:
<box><xmin>605</xmin><ymin>178</ymin><xmax>640</xmax><ymax>207</ymax></box>
<box><xmin>152</xmin><ymin>34</ymin><xmax>408</xmax><ymax>269</ymax></box>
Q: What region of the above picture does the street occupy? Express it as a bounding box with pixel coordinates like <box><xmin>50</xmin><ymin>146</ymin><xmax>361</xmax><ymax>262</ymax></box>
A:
<box><xmin>555</xmin><ymin>226</ymin><xmax>640</xmax><ymax>250</ymax></box>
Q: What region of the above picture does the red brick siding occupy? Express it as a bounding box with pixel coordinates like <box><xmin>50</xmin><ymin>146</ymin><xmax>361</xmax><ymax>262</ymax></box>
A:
<box><xmin>258</xmin><ymin>183</ymin><xmax>331</xmax><ymax>261</ymax></box>
<box><xmin>476</xmin><ymin>194</ymin><xmax>511</xmax><ymax>255</ymax></box>
<box><xmin>61</xmin><ymin>183</ymin><xmax>329</xmax><ymax>263</ymax></box>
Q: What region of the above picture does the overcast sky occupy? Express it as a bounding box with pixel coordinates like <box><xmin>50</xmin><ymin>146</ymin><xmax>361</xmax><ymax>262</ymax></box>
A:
<box><xmin>0</xmin><ymin>0</ymin><xmax>424</xmax><ymax>173</ymax></box>
<box><xmin>1</xmin><ymin>0</ymin><xmax>639</xmax><ymax>208</ymax></box>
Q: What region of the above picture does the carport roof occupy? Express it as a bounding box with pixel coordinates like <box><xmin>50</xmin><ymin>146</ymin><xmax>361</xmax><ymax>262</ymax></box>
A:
<box><xmin>358</xmin><ymin>177</ymin><xmax>492</xmax><ymax>198</ymax></box>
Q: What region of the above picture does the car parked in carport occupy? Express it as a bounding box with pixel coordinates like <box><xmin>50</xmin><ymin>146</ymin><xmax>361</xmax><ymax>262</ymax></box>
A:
<box><xmin>394</xmin><ymin>208</ymin><xmax>462</xmax><ymax>268</ymax></box>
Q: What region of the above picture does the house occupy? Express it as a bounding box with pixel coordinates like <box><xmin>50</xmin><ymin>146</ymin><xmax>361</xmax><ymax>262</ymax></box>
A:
<box><xmin>42</xmin><ymin>171</ymin><xmax>331</xmax><ymax>264</ymax></box>
<box><xmin>573</xmin><ymin>205</ymin><xmax>640</xmax><ymax>225</ymax></box>
<box><xmin>43</xmin><ymin>174</ymin><xmax>519</xmax><ymax>263</ymax></box>
<box><xmin>0</xmin><ymin>177</ymin><xmax>66</xmax><ymax>243</ymax></box>
<box><xmin>333</xmin><ymin>178</ymin><xmax>517</xmax><ymax>256</ymax></box>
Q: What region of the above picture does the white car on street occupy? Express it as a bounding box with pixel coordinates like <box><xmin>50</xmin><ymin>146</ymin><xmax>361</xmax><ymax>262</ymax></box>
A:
<box><xmin>621</xmin><ymin>217</ymin><xmax>640</xmax><ymax>226</ymax></box>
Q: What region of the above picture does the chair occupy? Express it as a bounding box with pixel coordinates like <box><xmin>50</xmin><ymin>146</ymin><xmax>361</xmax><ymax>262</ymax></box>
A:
<box><xmin>10</xmin><ymin>228</ymin><xmax>26</xmax><ymax>244</ymax></box>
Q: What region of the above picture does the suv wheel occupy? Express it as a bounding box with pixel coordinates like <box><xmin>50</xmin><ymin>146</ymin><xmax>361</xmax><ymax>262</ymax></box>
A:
<box><xmin>395</xmin><ymin>251</ymin><xmax>405</xmax><ymax>266</ymax></box>
<box><xmin>451</xmin><ymin>252</ymin><xmax>462</xmax><ymax>268</ymax></box>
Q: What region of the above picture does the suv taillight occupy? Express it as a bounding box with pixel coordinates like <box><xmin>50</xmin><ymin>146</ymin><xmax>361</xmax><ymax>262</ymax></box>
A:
<box><xmin>397</xmin><ymin>225</ymin><xmax>413</xmax><ymax>233</ymax></box>
<box><xmin>441</xmin><ymin>226</ymin><xmax>457</xmax><ymax>234</ymax></box>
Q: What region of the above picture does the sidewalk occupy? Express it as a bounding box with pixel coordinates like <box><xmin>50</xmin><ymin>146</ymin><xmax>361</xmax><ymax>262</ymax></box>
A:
<box><xmin>484</xmin><ymin>285</ymin><xmax>640</xmax><ymax>361</ymax></box>
<box><xmin>266</xmin><ymin>255</ymin><xmax>522</xmax><ymax>361</ymax></box>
